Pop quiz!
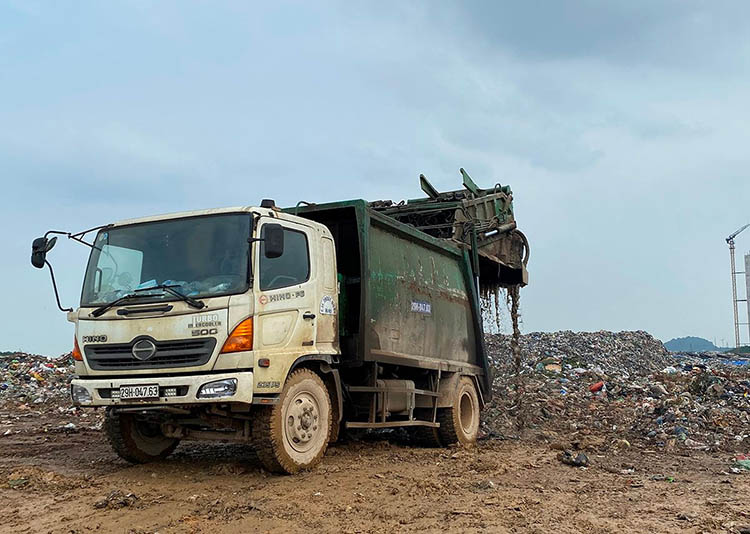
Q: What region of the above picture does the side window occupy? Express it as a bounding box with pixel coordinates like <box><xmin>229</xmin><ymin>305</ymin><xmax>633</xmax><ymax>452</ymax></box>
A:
<box><xmin>97</xmin><ymin>244</ymin><xmax>144</xmax><ymax>295</ymax></box>
<box><xmin>260</xmin><ymin>226</ymin><xmax>310</xmax><ymax>290</ymax></box>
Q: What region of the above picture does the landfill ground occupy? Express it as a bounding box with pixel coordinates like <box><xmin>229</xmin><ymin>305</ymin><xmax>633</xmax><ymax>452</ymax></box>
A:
<box><xmin>3</xmin><ymin>331</ymin><xmax>750</xmax><ymax>533</ymax></box>
<box><xmin>1</xmin><ymin>409</ymin><xmax>749</xmax><ymax>534</ymax></box>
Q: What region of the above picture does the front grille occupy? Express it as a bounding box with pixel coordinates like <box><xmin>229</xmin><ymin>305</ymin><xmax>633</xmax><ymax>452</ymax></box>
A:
<box><xmin>84</xmin><ymin>338</ymin><xmax>217</xmax><ymax>370</ymax></box>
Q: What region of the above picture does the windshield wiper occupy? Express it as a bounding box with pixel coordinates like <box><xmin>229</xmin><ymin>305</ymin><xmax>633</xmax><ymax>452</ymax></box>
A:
<box><xmin>90</xmin><ymin>293</ymin><xmax>141</xmax><ymax>317</ymax></box>
<box><xmin>89</xmin><ymin>285</ymin><xmax>205</xmax><ymax>318</ymax></box>
<box><xmin>133</xmin><ymin>284</ymin><xmax>205</xmax><ymax>310</ymax></box>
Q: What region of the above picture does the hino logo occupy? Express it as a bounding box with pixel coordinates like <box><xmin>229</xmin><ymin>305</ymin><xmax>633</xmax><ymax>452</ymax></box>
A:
<box><xmin>131</xmin><ymin>339</ymin><xmax>157</xmax><ymax>361</ymax></box>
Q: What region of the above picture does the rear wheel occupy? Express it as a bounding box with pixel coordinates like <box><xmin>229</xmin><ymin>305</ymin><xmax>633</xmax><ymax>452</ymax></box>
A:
<box><xmin>437</xmin><ymin>376</ymin><xmax>480</xmax><ymax>446</ymax></box>
<box><xmin>329</xmin><ymin>396</ymin><xmax>342</xmax><ymax>444</ymax></box>
<box><xmin>410</xmin><ymin>408</ymin><xmax>442</xmax><ymax>447</ymax></box>
<box><xmin>326</xmin><ymin>377</ymin><xmax>342</xmax><ymax>444</ymax></box>
<box><xmin>252</xmin><ymin>369</ymin><xmax>331</xmax><ymax>474</ymax></box>
<box><xmin>104</xmin><ymin>410</ymin><xmax>179</xmax><ymax>463</ymax></box>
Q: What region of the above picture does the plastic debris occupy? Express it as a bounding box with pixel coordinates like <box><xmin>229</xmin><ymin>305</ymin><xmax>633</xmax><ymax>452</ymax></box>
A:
<box><xmin>733</xmin><ymin>455</ymin><xmax>750</xmax><ymax>471</ymax></box>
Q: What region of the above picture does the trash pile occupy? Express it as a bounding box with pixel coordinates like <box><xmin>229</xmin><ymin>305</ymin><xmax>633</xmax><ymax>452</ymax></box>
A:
<box><xmin>483</xmin><ymin>330</ymin><xmax>750</xmax><ymax>453</ymax></box>
<box><xmin>4</xmin><ymin>330</ymin><xmax>750</xmax><ymax>454</ymax></box>
<box><xmin>486</xmin><ymin>330</ymin><xmax>673</xmax><ymax>377</ymax></box>
<box><xmin>0</xmin><ymin>352</ymin><xmax>73</xmax><ymax>406</ymax></box>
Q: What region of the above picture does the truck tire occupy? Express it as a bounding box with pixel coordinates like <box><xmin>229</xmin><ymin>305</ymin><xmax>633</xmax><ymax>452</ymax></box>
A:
<box><xmin>104</xmin><ymin>409</ymin><xmax>179</xmax><ymax>463</ymax></box>
<box><xmin>410</xmin><ymin>409</ymin><xmax>443</xmax><ymax>447</ymax></box>
<box><xmin>436</xmin><ymin>376</ymin><xmax>480</xmax><ymax>446</ymax></box>
<box><xmin>412</xmin><ymin>425</ymin><xmax>443</xmax><ymax>447</ymax></box>
<box><xmin>252</xmin><ymin>369</ymin><xmax>331</xmax><ymax>474</ymax></box>
<box><xmin>329</xmin><ymin>396</ymin><xmax>341</xmax><ymax>444</ymax></box>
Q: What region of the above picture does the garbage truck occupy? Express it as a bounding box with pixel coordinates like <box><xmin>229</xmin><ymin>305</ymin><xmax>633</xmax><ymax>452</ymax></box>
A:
<box><xmin>31</xmin><ymin>169</ymin><xmax>529</xmax><ymax>474</ymax></box>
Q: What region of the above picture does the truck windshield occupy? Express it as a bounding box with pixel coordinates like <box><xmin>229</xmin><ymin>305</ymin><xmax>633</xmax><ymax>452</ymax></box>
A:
<box><xmin>81</xmin><ymin>213</ymin><xmax>251</xmax><ymax>306</ymax></box>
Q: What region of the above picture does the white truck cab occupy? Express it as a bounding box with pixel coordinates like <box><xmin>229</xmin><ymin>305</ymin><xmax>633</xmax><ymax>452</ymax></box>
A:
<box><xmin>70</xmin><ymin>204</ymin><xmax>339</xmax><ymax>402</ymax></box>
<box><xmin>51</xmin><ymin>204</ymin><xmax>343</xmax><ymax>473</ymax></box>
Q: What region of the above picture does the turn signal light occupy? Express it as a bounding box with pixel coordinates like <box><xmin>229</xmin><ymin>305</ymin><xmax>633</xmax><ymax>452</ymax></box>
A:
<box><xmin>221</xmin><ymin>317</ymin><xmax>253</xmax><ymax>353</ymax></box>
<box><xmin>72</xmin><ymin>338</ymin><xmax>83</xmax><ymax>361</ymax></box>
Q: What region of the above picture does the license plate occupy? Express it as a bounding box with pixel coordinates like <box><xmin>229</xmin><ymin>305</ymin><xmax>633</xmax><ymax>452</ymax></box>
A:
<box><xmin>119</xmin><ymin>384</ymin><xmax>159</xmax><ymax>400</ymax></box>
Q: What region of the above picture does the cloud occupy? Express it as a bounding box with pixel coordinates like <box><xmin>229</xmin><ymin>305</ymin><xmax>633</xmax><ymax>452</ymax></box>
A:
<box><xmin>432</xmin><ymin>1</ymin><xmax>750</xmax><ymax>70</ymax></box>
<box><xmin>2</xmin><ymin>1</ymin><xmax>750</xmax><ymax>354</ymax></box>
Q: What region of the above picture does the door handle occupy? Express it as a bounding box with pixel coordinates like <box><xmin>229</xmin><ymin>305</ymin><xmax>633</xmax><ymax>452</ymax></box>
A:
<box><xmin>303</xmin><ymin>312</ymin><xmax>316</xmax><ymax>320</ymax></box>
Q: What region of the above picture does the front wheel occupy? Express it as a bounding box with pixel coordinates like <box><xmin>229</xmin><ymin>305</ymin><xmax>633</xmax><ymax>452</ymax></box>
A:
<box><xmin>104</xmin><ymin>409</ymin><xmax>179</xmax><ymax>463</ymax></box>
<box><xmin>252</xmin><ymin>368</ymin><xmax>332</xmax><ymax>474</ymax></box>
<box><xmin>437</xmin><ymin>376</ymin><xmax>480</xmax><ymax>446</ymax></box>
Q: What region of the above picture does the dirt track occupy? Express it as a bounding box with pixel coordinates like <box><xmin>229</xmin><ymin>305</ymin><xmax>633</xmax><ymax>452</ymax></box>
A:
<box><xmin>2</xmin><ymin>412</ymin><xmax>750</xmax><ymax>533</ymax></box>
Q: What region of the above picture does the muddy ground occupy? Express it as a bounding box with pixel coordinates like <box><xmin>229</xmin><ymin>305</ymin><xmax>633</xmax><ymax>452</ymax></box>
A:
<box><xmin>1</xmin><ymin>410</ymin><xmax>750</xmax><ymax>534</ymax></box>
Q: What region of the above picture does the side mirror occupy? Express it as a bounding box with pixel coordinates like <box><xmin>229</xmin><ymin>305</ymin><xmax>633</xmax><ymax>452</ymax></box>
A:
<box><xmin>263</xmin><ymin>224</ymin><xmax>284</xmax><ymax>259</ymax></box>
<box><xmin>31</xmin><ymin>236</ymin><xmax>57</xmax><ymax>269</ymax></box>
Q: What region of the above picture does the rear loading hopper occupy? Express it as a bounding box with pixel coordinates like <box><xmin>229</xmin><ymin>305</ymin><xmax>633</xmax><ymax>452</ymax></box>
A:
<box><xmin>289</xmin><ymin>170</ymin><xmax>530</xmax><ymax>402</ymax></box>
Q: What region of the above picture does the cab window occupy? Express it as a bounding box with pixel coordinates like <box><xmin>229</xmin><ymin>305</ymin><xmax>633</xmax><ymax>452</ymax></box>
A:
<box><xmin>259</xmin><ymin>226</ymin><xmax>310</xmax><ymax>290</ymax></box>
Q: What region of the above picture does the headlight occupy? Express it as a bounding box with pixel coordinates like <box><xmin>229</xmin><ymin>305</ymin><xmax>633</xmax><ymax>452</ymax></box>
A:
<box><xmin>71</xmin><ymin>384</ymin><xmax>92</xmax><ymax>404</ymax></box>
<box><xmin>197</xmin><ymin>378</ymin><xmax>238</xmax><ymax>399</ymax></box>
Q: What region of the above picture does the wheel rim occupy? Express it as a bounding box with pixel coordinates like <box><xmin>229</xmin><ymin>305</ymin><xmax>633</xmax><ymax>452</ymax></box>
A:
<box><xmin>283</xmin><ymin>391</ymin><xmax>322</xmax><ymax>454</ymax></box>
<box><xmin>459</xmin><ymin>390</ymin><xmax>475</xmax><ymax>435</ymax></box>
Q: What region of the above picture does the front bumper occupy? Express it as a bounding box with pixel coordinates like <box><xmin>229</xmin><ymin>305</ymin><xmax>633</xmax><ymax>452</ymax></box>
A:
<box><xmin>70</xmin><ymin>371</ymin><xmax>254</xmax><ymax>407</ymax></box>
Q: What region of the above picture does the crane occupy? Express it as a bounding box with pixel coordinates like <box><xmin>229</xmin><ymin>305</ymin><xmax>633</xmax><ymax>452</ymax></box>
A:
<box><xmin>727</xmin><ymin>224</ymin><xmax>750</xmax><ymax>245</ymax></box>
<box><xmin>727</xmin><ymin>224</ymin><xmax>750</xmax><ymax>348</ymax></box>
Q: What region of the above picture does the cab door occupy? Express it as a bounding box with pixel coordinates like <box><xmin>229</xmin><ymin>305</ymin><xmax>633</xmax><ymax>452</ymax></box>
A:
<box><xmin>254</xmin><ymin>219</ymin><xmax>318</xmax><ymax>357</ymax></box>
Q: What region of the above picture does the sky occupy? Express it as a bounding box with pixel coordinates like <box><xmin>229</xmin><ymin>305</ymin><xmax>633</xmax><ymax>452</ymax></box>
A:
<box><xmin>1</xmin><ymin>1</ymin><xmax>750</xmax><ymax>356</ymax></box>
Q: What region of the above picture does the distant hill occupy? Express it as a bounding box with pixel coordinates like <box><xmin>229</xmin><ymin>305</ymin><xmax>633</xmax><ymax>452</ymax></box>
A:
<box><xmin>664</xmin><ymin>336</ymin><xmax>726</xmax><ymax>352</ymax></box>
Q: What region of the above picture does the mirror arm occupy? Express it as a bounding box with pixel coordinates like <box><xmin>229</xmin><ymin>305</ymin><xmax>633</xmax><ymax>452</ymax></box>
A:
<box><xmin>44</xmin><ymin>224</ymin><xmax>112</xmax><ymax>250</ymax></box>
<box><xmin>45</xmin><ymin>260</ymin><xmax>73</xmax><ymax>313</ymax></box>
<box><xmin>44</xmin><ymin>230</ymin><xmax>70</xmax><ymax>239</ymax></box>
<box><xmin>33</xmin><ymin>224</ymin><xmax>111</xmax><ymax>313</ymax></box>
<box><xmin>68</xmin><ymin>234</ymin><xmax>98</xmax><ymax>249</ymax></box>
<box><xmin>69</xmin><ymin>224</ymin><xmax>110</xmax><ymax>239</ymax></box>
